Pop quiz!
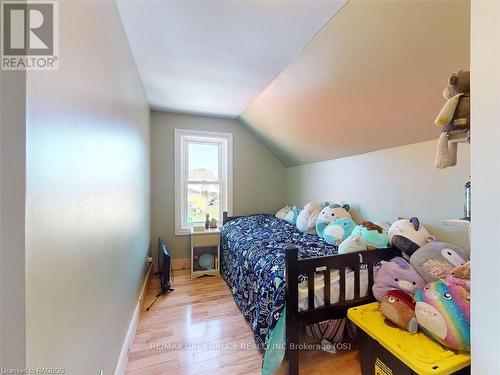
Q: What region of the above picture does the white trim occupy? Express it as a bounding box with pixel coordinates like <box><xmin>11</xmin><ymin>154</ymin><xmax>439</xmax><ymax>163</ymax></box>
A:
<box><xmin>174</xmin><ymin>129</ymin><xmax>233</xmax><ymax>236</ymax></box>
<box><xmin>114</xmin><ymin>264</ymin><xmax>152</xmax><ymax>375</ymax></box>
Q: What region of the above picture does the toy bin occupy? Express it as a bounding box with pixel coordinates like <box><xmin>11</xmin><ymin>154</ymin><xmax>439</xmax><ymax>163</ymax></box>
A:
<box><xmin>347</xmin><ymin>302</ymin><xmax>470</xmax><ymax>375</ymax></box>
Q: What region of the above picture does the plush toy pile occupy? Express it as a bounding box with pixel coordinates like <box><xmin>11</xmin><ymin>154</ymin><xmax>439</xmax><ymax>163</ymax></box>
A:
<box><xmin>373</xmin><ymin>243</ymin><xmax>471</xmax><ymax>352</ymax></box>
<box><xmin>274</xmin><ymin>205</ymin><xmax>472</xmax><ymax>351</ymax></box>
<box><xmin>275</xmin><ymin>203</ymin><xmax>393</xmax><ymax>251</ymax></box>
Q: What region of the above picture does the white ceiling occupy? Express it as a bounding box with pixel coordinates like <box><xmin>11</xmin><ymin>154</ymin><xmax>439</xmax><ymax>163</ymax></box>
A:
<box><xmin>116</xmin><ymin>0</ymin><xmax>346</xmax><ymax>118</ymax></box>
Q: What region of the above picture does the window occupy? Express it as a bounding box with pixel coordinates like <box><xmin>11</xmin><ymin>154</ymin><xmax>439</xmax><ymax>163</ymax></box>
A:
<box><xmin>175</xmin><ymin>129</ymin><xmax>233</xmax><ymax>234</ymax></box>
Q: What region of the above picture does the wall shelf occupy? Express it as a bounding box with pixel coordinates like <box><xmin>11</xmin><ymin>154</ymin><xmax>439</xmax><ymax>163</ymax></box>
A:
<box><xmin>443</xmin><ymin>219</ymin><xmax>470</xmax><ymax>228</ymax></box>
<box><xmin>448</xmin><ymin>131</ymin><xmax>470</xmax><ymax>144</ymax></box>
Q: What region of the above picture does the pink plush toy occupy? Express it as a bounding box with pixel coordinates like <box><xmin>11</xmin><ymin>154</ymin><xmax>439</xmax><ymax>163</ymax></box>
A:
<box><xmin>296</xmin><ymin>202</ymin><xmax>323</xmax><ymax>234</ymax></box>
<box><xmin>373</xmin><ymin>257</ymin><xmax>426</xmax><ymax>301</ymax></box>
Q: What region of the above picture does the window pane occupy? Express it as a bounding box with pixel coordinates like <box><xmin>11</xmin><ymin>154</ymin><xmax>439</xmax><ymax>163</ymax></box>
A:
<box><xmin>187</xmin><ymin>184</ymin><xmax>220</xmax><ymax>223</ymax></box>
<box><xmin>188</xmin><ymin>143</ymin><xmax>219</xmax><ymax>181</ymax></box>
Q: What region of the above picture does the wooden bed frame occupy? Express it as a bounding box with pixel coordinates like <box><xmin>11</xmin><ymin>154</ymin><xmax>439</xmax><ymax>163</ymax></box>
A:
<box><xmin>222</xmin><ymin>212</ymin><xmax>400</xmax><ymax>375</ymax></box>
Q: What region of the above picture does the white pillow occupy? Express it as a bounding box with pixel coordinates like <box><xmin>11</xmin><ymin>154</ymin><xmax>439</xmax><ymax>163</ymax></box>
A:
<box><xmin>275</xmin><ymin>206</ymin><xmax>292</xmax><ymax>220</ymax></box>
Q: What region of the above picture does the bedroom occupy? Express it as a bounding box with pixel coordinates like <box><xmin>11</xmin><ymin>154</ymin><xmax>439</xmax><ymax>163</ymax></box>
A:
<box><xmin>0</xmin><ymin>0</ymin><xmax>497</xmax><ymax>374</ymax></box>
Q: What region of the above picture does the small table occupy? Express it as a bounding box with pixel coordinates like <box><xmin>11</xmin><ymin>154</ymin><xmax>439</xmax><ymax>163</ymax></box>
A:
<box><xmin>190</xmin><ymin>228</ymin><xmax>220</xmax><ymax>279</ymax></box>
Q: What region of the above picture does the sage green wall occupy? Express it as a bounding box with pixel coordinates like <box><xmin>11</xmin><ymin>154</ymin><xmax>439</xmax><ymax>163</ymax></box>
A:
<box><xmin>287</xmin><ymin>140</ymin><xmax>470</xmax><ymax>251</ymax></box>
<box><xmin>25</xmin><ymin>1</ymin><xmax>150</xmax><ymax>374</ymax></box>
<box><xmin>151</xmin><ymin>111</ymin><xmax>286</xmax><ymax>259</ymax></box>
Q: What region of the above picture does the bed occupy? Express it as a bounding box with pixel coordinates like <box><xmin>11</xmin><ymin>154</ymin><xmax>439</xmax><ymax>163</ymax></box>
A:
<box><xmin>221</xmin><ymin>213</ymin><xmax>399</xmax><ymax>374</ymax></box>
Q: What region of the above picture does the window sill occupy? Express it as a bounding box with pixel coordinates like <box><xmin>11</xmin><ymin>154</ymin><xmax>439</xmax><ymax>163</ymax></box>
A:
<box><xmin>176</xmin><ymin>227</ymin><xmax>221</xmax><ymax>236</ymax></box>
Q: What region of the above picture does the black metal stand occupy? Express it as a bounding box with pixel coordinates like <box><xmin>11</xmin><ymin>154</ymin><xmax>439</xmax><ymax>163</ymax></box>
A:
<box><xmin>145</xmin><ymin>287</ymin><xmax>174</xmax><ymax>311</ymax></box>
<box><xmin>145</xmin><ymin>271</ymin><xmax>174</xmax><ymax>311</ymax></box>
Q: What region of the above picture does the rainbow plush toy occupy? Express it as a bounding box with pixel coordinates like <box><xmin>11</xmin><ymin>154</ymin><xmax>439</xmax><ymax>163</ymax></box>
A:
<box><xmin>415</xmin><ymin>276</ymin><xmax>470</xmax><ymax>351</ymax></box>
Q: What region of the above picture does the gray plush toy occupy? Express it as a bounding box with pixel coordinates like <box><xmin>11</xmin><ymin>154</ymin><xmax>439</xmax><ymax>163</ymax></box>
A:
<box><xmin>409</xmin><ymin>242</ymin><xmax>469</xmax><ymax>283</ymax></box>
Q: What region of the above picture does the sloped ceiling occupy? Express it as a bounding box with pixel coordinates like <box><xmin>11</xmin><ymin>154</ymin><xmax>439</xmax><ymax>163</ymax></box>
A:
<box><xmin>241</xmin><ymin>0</ymin><xmax>470</xmax><ymax>166</ymax></box>
<box><xmin>117</xmin><ymin>0</ymin><xmax>346</xmax><ymax>118</ymax></box>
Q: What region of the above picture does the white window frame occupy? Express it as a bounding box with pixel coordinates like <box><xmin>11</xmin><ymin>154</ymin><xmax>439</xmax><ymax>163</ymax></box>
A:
<box><xmin>174</xmin><ymin>129</ymin><xmax>233</xmax><ymax>235</ymax></box>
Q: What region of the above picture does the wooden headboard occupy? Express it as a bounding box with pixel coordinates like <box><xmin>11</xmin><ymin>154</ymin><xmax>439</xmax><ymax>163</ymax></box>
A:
<box><xmin>222</xmin><ymin>211</ymin><xmax>268</xmax><ymax>225</ymax></box>
<box><xmin>222</xmin><ymin>212</ymin><xmax>245</xmax><ymax>225</ymax></box>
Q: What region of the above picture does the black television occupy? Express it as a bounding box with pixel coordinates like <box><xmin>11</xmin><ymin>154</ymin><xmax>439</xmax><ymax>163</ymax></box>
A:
<box><xmin>158</xmin><ymin>238</ymin><xmax>173</xmax><ymax>292</ymax></box>
<box><xmin>146</xmin><ymin>238</ymin><xmax>174</xmax><ymax>311</ymax></box>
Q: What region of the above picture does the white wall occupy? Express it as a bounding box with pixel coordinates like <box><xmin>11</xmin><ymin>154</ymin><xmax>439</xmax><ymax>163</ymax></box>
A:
<box><xmin>151</xmin><ymin>111</ymin><xmax>286</xmax><ymax>259</ymax></box>
<box><xmin>25</xmin><ymin>1</ymin><xmax>150</xmax><ymax>374</ymax></box>
<box><xmin>0</xmin><ymin>68</ymin><xmax>26</xmax><ymax>368</ymax></box>
<box><xmin>470</xmin><ymin>2</ymin><xmax>500</xmax><ymax>373</ymax></box>
<box><xmin>287</xmin><ymin>140</ymin><xmax>470</xmax><ymax>251</ymax></box>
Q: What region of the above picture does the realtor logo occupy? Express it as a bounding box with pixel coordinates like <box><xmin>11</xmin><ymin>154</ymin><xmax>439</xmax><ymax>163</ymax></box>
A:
<box><xmin>1</xmin><ymin>0</ymin><xmax>59</xmax><ymax>70</ymax></box>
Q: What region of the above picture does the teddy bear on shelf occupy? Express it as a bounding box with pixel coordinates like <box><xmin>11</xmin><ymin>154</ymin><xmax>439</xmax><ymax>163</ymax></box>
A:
<box><xmin>434</xmin><ymin>70</ymin><xmax>470</xmax><ymax>169</ymax></box>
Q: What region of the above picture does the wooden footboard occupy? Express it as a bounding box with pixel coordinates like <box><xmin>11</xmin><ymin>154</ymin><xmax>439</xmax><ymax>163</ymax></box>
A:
<box><xmin>285</xmin><ymin>246</ymin><xmax>401</xmax><ymax>375</ymax></box>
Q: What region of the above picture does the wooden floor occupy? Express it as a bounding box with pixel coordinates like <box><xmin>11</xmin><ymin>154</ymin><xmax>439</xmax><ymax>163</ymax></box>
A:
<box><xmin>126</xmin><ymin>270</ymin><xmax>362</xmax><ymax>375</ymax></box>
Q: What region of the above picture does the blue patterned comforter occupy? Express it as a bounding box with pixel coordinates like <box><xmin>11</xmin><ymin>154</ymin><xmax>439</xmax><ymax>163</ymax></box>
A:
<box><xmin>220</xmin><ymin>214</ymin><xmax>338</xmax><ymax>348</ymax></box>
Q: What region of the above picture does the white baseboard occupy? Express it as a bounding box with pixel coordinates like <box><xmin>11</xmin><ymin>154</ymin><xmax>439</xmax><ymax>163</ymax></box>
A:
<box><xmin>172</xmin><ymin>257</ymin><xmax>189</xmax><ymax>271</ymax></box>
<box><xmin>114</xmin><ymin>264</ymin><xmax>152</xmax><ymax>375</ymax></box>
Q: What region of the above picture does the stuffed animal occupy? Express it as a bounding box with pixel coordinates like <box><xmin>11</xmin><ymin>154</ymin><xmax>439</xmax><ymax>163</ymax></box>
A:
<box><xmin>351</xmin><ymin>221</ymin><xmax>389</xmax><ymax>249</ymax></box>
<box><xmin>209</xmin><ymin>218</ymin><xmax>218</xmax><ymax>228</ymax></box>
<box><xmin>450</xmin><ymin>261</ymin><xmax>470</xmax><ymax>281</ymax></box>
<box><xmin>434</xmin><ymin>70</ymin><xmax>470</xmax><ymax>169</ymax></box>
<box><xmin>315</xmin><ymin>203</ymin><xmax>351</xmax><ymax>237</ymax></box>
<box><xmin>284</xmin><ymin>206</ymin><xmax>301</xmax><ymax>226</ymax></box>
<box><xmin>296</xmin><ymin>202</ymin><xmax>323</xmax><ymax>234</ymax></box>
<box><xmin>410</xmin><ymin>242</ymin><xmax>469</xmax><ymax>283</ymax></box>
<box><xmin>275</xmin><ymin>206</ymin><xmax>292</xmax><ymax>220</ymax></box>
<box><xmin>322</xmin><ymin>217</ymin><xmax>357</xmax><ymax>245</ymax></box>
<box><xmin>338</xmin><ymin>234</ymin><xmax>367</xmax><ymax>254</ymax></box>
<box><xmin>380</xmin><ymin>290</ymin><xmax>418</xmax><ymax>333</ymax></box>
<box><xmin>388</xmin><ymin>217</ymin><xmax>434</xmax><ymax>259</ymax></box>
<box><xmin>374</xmin><ymin>221</ymin><xmax>391</xmax><ymax>234</ymax></box>
<box><xmin>373</xmin><ymin>257</ymin><xmax>426</xmax><ymax>301</ymax></box>
<box><xmin>415</xmin><ymin>276</ymin><xmax>470</xmax><ymax>351</ymax></box>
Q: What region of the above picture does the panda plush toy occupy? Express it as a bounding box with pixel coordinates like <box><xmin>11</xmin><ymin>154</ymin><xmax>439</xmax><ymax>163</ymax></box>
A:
<box><xmin>315</xmin><ymin>203</ymin><xmax>352</xmax><ymax>237</ymax></box>
<box><xmin>388</xmin><ymin>217</ymin><xmax>435</xmax><ymax>259</ymax></box>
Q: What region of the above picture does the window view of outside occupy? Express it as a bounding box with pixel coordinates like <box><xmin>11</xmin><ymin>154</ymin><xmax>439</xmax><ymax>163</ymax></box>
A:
<box><xmin>187</xmin><ymin>142</ymin><xmax>220</xmax><ymax>223</ymax></box>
